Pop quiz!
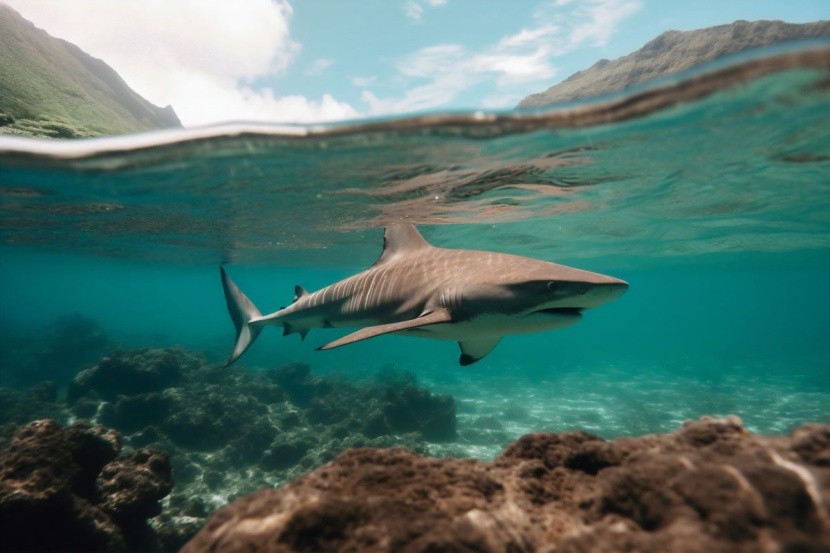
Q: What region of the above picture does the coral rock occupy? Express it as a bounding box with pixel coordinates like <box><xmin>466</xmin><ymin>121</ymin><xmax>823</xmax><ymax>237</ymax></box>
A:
<box><xmin>184</xmin><ymin>418</ymin><xmax>830</xmax><ymax>553</ymax></box>
<box><xmin>98</xmin><ymin>449</ymin><xmax>173</xmax><ymax>521</ymax></box>
<box><xmin>0</xmin><ymin>419</ymin><xmax>172</xmax><ymax>552</ymax></box>
<box><xmin>67</xmin><ymin>347</ymin><xmax>198</xmax><ymax>403</ymax></box>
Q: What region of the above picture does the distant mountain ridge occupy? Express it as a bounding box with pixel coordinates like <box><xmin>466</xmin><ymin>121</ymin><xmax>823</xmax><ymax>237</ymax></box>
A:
<box><xmin>517</xmin><ymin>19</ymin><xmax>830</xmax><ymax>108</ymax></box>
<box><xmin>0</xmin><ymin>4</ymin><xmax>181</xmax><ymax>138</ymax></box>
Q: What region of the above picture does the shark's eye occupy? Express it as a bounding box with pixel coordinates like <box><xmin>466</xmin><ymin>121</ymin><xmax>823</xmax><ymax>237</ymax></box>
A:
<box><xmin>546</xmin><ymin>281</ymin><xmax>557</xmax><ymax>291</ymax></box>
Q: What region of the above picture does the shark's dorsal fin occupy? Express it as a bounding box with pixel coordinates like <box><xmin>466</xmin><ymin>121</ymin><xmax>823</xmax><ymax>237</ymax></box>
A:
<box><xmin>374</xmin><ymin>224</ymin><xmax>430</xmax><ymax>266</ymax></box>
<box><xmin>458</xmin><ymin>337</ymin><xmax>501</xmax><ymax>366</ymax></box>
<box><xmin>317</xmin><ymin>307</ymin><xmax>451</xmax><ymax>350</ymax></box>
<box><xmin>293</xmin><ymin>285</ymin><xmax>309</xmax><ymax>302</ymax></box>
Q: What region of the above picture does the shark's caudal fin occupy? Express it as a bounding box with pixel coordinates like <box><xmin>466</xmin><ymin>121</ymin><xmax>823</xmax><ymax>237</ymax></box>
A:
<box><xmin>220</xmin><ymin>267</ymin><xmax>263</xmax><ymax>367</ymax></box>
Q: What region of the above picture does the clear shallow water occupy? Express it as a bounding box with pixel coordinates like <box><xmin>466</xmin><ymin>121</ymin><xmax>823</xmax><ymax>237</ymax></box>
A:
<box><xmin>1</xmin><ymin>46</ymin><xmax>829</xmax><ymax>460</ymax></box>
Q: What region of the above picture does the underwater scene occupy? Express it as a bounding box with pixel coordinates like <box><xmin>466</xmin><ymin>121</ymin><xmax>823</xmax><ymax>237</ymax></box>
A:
<box><xmin>1</xmin><ymin>45</ymin><xmax>829</xmax><ymax>550</ymax></box>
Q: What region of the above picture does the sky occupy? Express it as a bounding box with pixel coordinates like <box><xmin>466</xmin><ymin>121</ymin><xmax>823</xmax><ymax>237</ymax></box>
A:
<box><xmin>4</xmin><ymin>0</ymin><xmax>827</xmax><ymax>127</ymax></box>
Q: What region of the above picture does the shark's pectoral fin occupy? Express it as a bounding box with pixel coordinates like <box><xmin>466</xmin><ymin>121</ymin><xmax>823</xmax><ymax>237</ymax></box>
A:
<box><xmin>458</xmin><ymin>337</ymin><xmax>502</xmax><ymax>366</ymax></box>
<box><xmin>318</xmin><ymin>308</ymin><xmax>452</xmax><ymax>351</ymax></box>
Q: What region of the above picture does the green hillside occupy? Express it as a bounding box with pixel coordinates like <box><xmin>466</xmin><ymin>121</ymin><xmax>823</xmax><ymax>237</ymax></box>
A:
<box><xmin>518</xmin><ymin>20</ymin><xmax>830</xmax><ymax>108</ymax></box>
<box><xmin>0</xmin><ymin>4</ymin><xmax>181</xmax><ymax>138</ymax></box>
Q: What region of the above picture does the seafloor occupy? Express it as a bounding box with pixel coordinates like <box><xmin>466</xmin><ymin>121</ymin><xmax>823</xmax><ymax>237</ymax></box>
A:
<box><xmin>0</xmin><ymin>315</ymin><xmax>828</xmax><ymax>552</ymax></box>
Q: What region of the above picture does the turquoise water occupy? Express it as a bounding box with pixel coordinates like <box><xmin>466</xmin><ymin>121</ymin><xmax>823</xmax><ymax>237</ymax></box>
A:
<box><xmin>1</xmin><ymin>46</ymin><xmax>829</xmax><ymax>462</ymax></box>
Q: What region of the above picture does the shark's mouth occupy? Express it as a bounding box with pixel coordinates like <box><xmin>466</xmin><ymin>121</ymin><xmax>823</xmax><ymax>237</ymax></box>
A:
<box><xmin>534</xmin><ymin>307</ymin><xmax>584</xmax><ymax>316</ymax></box>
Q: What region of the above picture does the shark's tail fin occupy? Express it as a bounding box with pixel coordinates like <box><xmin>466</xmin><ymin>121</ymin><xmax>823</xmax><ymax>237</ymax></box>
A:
<box><xmin>220</xmin><ymin>266</ymin><xmax>263</xmax><ymax>367</ymax></box>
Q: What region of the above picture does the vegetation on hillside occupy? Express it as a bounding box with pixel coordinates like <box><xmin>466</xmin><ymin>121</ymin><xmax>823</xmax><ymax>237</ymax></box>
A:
<box><xmin>0</xmin><ymin>4</ymin><xmax>180</xmax><ymax>138</ymax></box>
<box><xmin>518</xmin><ymin>19</ymin><xmax>830</xmax><ymax>108</ymax></box>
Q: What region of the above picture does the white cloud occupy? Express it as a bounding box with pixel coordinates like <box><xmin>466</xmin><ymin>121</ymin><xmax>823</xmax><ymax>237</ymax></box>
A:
<box><xmin>4</xmin><ymin>0</ymin><xmax>357</xmax><ymax>126</ymax></box>
<box><xmin>496</xmin><ymin>24</ymin><xmax>560</xmax><ymax>50</ymax></box>
<box><xmin>366</xmin><ymin>0</ymin><xmax>642</xmax><ymax>114</ymax></box>
<box><xmin>361</xmin><ymin>73</ymin><xmax>467</xmax><ymax>114</ymax></box>
<box><xmin>305</xmin><ymin>58</ymin><xmax>335</xmax><ymax>76</ymax></box>
<box><xmin>404</xmin><ymin>0</ymin><xmax>446</xmax><ymax>22</ymax></box>
<box><xmin>404</xmin><ymin>1</ymin><xmax>424</xmax><ymax>21</ymax></box>
<box><xmin>399</xmin><ymin>44</ymin><xmax>466</xmax><ymax>78</ymax></box>
<box><xmin>567</xmin><ymin>0</ymin><xmax>642</xmax><ymax>46</ymax></box>
<box><xmin>351</xmin><ymin>76</ymin><xmax>378</xmax><ymax>87</ymax></box>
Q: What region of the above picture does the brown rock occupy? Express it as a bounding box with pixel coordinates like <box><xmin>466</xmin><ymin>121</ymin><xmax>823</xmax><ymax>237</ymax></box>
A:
<box><xmin>0</xmin><ymin>419</ymin><xmax>173</xmax><ymax>552</ymax></box>
<box><xmin>184</xmin><ymin>417</ymin><xmax>830</xmax><ymax>553</ymax></box>
<box><xmin>98</xmin><ymin>449</ymin><xmax>173</xmax><ymax>522</ymax></box>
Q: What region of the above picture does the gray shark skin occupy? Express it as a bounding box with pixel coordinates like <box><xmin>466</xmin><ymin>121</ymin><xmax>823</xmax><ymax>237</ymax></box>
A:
<box><xmin>221</xmin><ymin>224</ymin><xmax>628</xmax><ymax>366</ymax></box>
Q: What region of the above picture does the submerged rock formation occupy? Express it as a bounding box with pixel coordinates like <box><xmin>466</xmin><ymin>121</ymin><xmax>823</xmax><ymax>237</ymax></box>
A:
<box><xmin>61</xmin><ymin>347</ymin><xmax>456</xmax><ymax>549</ymax></box>
<box><xmin>0</xmin><ymin>419</ymin><xmax>172</xmax><ymax>552</ymax></box>
<box><xmin>0</xmin><ymin>338</ymin><xmax>459</xmax><ymax>550</ymax></box>
<box><xmin>184</xmin><ymin>417</ymin><xmax>829</xmax><ymax>553</ymax></box>
<box><xmin>66</xmin><ymin>349</ymin><xmax>454</xmax><ymax>474</ymax></box>
<box><xmin>6</xmin><ymin>339</ymin><xmax>827</xmax><ymax>552</ymax></box>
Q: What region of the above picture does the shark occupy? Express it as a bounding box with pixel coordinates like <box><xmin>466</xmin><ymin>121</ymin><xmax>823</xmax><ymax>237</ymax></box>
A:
<box><xmin>220</xmin><ymin>224</ymin><xmax>628</xmax><ymax>367</ymax></box>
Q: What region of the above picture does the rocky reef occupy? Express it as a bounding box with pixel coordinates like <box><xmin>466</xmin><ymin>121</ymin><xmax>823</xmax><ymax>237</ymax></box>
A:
<box><xmin>2</xmin><ymin>333</ymin><xmax>828</xmax><ymax>552</ymax></box>
<box><xmin>0</xmin><ymin>345</ymin><xmax>456</xmax><ymax>550</ymax></box>
<box><xmin>0</xmin><ymin>419</ymin><xmax>172</xmax><ymax>552</ymax></box>
<box><xmin>65</xmin><ymin>349</ymin><xmax>454</xmax><ymax>485</ymax></box>
<box><xmin>184</xmin><ymin>417</ymin><xmax>829</xmax><ymax>553</ymax></box>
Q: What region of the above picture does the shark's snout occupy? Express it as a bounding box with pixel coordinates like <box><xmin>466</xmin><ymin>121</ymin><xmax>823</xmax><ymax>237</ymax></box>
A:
<box><xmin>583</xmin><ymin>278</ymin><xmax>628</xmax><ymax>308</ymax></box>
<box><xmin>533</xmin><ymin>276</ymin><xmax>628</xmax><ymax>312</ymax></box>
<box><xmin>606</xmin><ymin>279</ymin><xmax>628</xmax><ymax>299</ymax></box>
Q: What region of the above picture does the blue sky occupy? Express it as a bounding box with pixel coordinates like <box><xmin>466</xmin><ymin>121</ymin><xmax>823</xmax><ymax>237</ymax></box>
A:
<box><xmin>6</xmin><ymin>0</ymin><xmax>828</xmax><ymax>126</ymax></box>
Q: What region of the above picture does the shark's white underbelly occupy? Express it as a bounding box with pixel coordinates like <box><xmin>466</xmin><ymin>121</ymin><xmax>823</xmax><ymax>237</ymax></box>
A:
<box><xmin>397</xmin><ymin>311</ymin><xmax>582</xmax><ymax>341</ymax></box>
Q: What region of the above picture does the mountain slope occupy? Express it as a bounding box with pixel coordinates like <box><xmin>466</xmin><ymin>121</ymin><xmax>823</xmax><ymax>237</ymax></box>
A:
<box><xmin>518</xmin><ymin>19</ymin><xmax>830</xmax><ymax>109</ymax></box>
<box><xmin>0</xmin><ymin>4</ymin><xmax>181</xmax><ymax>138</ymax></box>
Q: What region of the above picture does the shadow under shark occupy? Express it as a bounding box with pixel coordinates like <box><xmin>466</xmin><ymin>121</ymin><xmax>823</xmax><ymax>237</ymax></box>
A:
<box><xmin>221</xmin><ymin>224</ymin><xmax>628</xmax><ymax>366</ymax></box>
